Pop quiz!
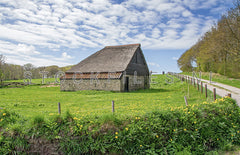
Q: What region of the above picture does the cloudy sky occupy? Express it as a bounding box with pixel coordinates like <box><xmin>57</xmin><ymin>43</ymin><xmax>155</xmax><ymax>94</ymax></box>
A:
<box><xmin>0</xmin><ymin>0</ymin><xmax>233</xmax><ymax>73</ymax></box>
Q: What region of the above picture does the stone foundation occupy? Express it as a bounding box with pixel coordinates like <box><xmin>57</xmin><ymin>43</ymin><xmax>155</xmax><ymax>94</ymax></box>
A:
<box><xmin>60</xmin><ymin>75</ymin><xmax>149</xmax><ymax>92</ymax></box>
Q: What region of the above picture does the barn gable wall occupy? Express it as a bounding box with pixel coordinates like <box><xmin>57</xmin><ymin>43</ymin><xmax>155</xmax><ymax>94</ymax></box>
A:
<box><xmin>125</xmin><ymin>47</ymin><xmax>149</xmax><ymax>76</ymax></box>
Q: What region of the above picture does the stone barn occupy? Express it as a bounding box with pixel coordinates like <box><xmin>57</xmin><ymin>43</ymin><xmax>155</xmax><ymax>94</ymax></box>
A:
<box><xmin>60</xmin><ymin>44</ymin><xmax>149</xmax><ymax>92</ymax></box>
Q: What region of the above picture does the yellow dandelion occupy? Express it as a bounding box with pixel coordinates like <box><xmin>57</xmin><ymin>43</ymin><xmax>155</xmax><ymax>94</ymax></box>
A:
<box><xmin>140</xmin><ymin>145</ymin><xmax>142</xmax><ymax>147</ymax></box>
<box><xmin>0</xmin><ymin>119</ymin><xmax>3</xmax><ymax>122</ymax></box>
<box><xmin>3</xmin><ymin>113</ymin><xmax>6</xmax><ymax>116</ymax></box>
<box><xmin>156</xmin><ymin>135</ymin><xmax>159</xmax><ymax>138</ymax></box>
<box><xmin>115</xmin><ymin>132</ymin><xmax>118</xmax><ymax>135</ymax></box>
<box><xmin>170</xmin><ymin>139</ymin><xmax>173</xmax><ymax>141</ymax></box>
<box><xmin>231</xmin><ymin>134</ymin><xmax>234</xmax><ymax>137</ymax></box>
<box><xmin>73</xmin><ymin>117</ymin><xmax>78</xmax><ymax>120</ymax></box>
<box><xmin>173</xmin><ymin>129</ymin><xmax>176</xmax><ymax>132</ymax></box>
<box><xmin>237</xmin><ymin>131</ymin><xmax>240</xmax><ymax>133</ymax></box>
<box><xmin>115</xmin><ymin>136</ymin><xmax>118</xmax><ymax>139</ymax></box>
<box><xmin>217</xmin><ymin>138</ymin><xmax>219</xmax><ymax>140</ymax></box>
<box><xmin>195</xmin><ymin>129</ymin><xmax>198</xmax><ymax>131</ymax></box>
<box><xmin>135</xmin><ymin>117</ymin><xmax>138</xmax><ymax>120</ymax></box>
<box><xmin>125</xmin><ymin>128</ymin><xmax>128</xmax><ymax>131</ymax></box>
<box><xmin>184</xmin><ymin>129</ymin><xmax>187</xmax><ymax>131</ymax></box>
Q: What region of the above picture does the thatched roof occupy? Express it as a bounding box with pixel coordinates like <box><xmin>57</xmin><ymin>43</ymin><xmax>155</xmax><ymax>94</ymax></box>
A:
<box><xmin>66</xmin><ymin>44</ymin><xmax>141</xmax><ymax>73</ymax></box>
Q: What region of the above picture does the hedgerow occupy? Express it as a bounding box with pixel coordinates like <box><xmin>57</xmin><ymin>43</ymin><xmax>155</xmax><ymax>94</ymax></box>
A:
<box><xmin>0</xmin><ymin>96</ymin><xmax>239</xmax><ymax>154</ymax></box>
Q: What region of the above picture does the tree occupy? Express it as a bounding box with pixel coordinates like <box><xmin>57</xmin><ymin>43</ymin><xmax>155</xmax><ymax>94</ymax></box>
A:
<box><xmin>23</xmin><ymin>63</ymin><xmax>35</xmax><ymax>71</ymax></box>
<box><xmin>0</xmin><ymin>55</ymin><xmax>5</xmax><ymax>86</ymax></box>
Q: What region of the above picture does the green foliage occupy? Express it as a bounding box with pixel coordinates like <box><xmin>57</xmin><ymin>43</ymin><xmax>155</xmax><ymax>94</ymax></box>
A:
<box><xmin>178</xmin><ymin>1</ymin><xmax>240</xmax><ymax>78</ymax></box>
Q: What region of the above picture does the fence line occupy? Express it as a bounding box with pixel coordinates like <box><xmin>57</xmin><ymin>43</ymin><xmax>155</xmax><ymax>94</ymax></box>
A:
<box><xmin>169</xmin><ymin>72</ymin><xmax>231</xmax><ymax>101</ymax></box>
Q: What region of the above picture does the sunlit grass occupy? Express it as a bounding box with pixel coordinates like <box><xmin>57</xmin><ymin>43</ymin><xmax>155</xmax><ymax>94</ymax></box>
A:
<box><xmin>181</xmin><ymin>72</ymin><xmax>240</xmax><ymax>88</ymax></box>
<box><xmin>0</xmin><ymin>75</ymin><xmax>214</xmax><ymax>118</ymax></box>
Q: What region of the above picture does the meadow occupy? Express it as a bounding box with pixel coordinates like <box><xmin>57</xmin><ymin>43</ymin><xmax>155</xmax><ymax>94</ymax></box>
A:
<box><xmin>181</xmin><ymin>72</ymin><xmax>240</xmax><ymax>89</ymax></box>
<box><xmin>0</xmin><ymin>75</ymin><xmax>214</xmax><ymax>118</ymax></box>
<box><xmin>0</xmin><ymin>75</ymin><xmax>239</xmax><ymax>154</ymax></box>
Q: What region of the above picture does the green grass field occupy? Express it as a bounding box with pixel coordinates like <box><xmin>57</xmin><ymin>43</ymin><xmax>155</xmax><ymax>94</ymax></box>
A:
<box><xmin>1</xmin><ymin>74</ymin><xmax>239</xmax><ymax>154</ymax></box>
<box><xmin>4</xmin><ymin>78</ymin><xmax>59</xmax><ymax>85</ymax></box>
<box><xmin>0</xmin><ymin>75</ymin><xmax>214</xmax><ymax>118</ymax></box>
<box><xmin>181</xmin><ymin>72</ymin><xmax>240</xmax><ymax>88</ymax></box>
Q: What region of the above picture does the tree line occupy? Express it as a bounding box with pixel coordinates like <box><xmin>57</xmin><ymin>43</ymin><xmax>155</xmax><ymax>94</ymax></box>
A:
<box><xmin>178</xmin><ymin>0</ymin><xmax>240</xmax><ymax>78</ymax></box>
<box><xmin>0</xmin><ymin>54</ymin><xmax>72</xmax><ymax>84</ymax></box>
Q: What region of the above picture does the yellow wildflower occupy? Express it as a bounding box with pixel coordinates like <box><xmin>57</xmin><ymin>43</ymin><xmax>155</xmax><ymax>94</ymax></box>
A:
<box><xmin>125</xmin><ymin>128</ymin><xmax>128</xmax><ymax>131</ymax></box>
<box><xmin>115</xmin><ymin>136</ymin><xmax>118</xmax><ymax>139</ymax></box>
<box><xmin>184</xmin><ymin>129</ymin><xmax>187</xmax><ymax>131</ymax></box>
<box><xmin>140</xmin><ymin>145</ymin><xmax>142</xmax><ymax>147</ymax></box>
<box><xmin>3</xmin><ymin>113</ymin><xmax>6</xmax><ymax>116</ymax></box>
<box><xmin>237</xmin><ymin>131</ymin><xmax>239</xmax><ymax>133</ymax></box>
<box><xmin>73</xmin><ymin>117</ymin><xmax>78</xmax><ymax>120</ymax></box>
<box><xmin>115</xmin><ymin>132</ymin><xmax>118</xmax><ymax>135</ymax></box>
<box><xmin>217</xmin><ymin>138</ymin><xmax>219</xmax><ymax>141</ymax></box>
<box><xmin>156</xmin><ymin>135</ymin><xmax>159</xmax><ymax>138</ymax></box>
<box><xmin>0</xmin><ymin>119</ymin><xmax>3</xmax><ymax>122</ymax></box>
<box><xmin>173</xmin><ymin>129</ymin><xmax>176</xmax><ymax>132</ymax></box>
<box><xmin>195</xmin><ymin>129</ymin><xmax>198</xmax><ymax>131</ymax></box>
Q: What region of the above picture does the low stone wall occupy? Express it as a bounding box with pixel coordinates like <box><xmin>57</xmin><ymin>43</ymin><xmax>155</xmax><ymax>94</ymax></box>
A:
<box><xmin>60</xmin><ymin>79</ymin><xmax>121</xmax><ymax>91</ymax></box>
<box><xmin>121</xmin><ymin>75</ymin><xmax>148</xmax><ymax>91</ymax></box>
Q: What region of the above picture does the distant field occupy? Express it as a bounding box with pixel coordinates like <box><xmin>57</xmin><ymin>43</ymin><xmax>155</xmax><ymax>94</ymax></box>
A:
<box><xmin>4</xmin><ymin>78</ymin><xmax>59</xmax><ymax>85</ymax></box>
<box><xmin>0</xmin><ymin>75</ymin><xmax>215</xmax><ymax>118</ymax></box>
<box><xmin>181</xmin><ymin>72</ymin><xmax>240</xmax><ymax>89</ymax></box>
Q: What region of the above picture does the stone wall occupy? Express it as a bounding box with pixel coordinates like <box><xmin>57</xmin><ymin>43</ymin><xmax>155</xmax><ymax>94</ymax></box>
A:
<box><xmin>60</xmin><ymin>79</ymin><xmax>121</xmax><ymax>91</ymax></box>
<box><xmin>120</xmin><ymin>75</ymin><xmax>149</xmax><ymax>91</ymax></box>
<box><xmin>60</xmin><ymin>75</ymin><xmax>149</xmax><ymax>92</ymax></box>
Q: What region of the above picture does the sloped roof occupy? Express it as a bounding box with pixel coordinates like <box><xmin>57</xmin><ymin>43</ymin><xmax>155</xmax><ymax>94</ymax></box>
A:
<box><xmin>66</xmin><ymin>44</ymin><xmax>141</xmax><ymax>73</ymax></box>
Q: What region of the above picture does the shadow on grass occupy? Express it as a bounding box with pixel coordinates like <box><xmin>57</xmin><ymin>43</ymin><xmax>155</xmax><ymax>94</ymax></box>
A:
<box><xmin>128</xmin><ymin>88</ymin><xmax>172</xmax><ymax>93</ymax></box>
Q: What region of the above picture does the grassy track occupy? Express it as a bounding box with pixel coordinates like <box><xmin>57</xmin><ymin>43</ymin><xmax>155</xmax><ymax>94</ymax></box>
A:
<box><xmin>0</xmin><ymin>75</ymin><xmax>214</xmax><ymax>118</ymax></box>
<box><xmin>181</xmin><ymin>72</ymin><xmax>240</xmax><ymax>88</ymax></box>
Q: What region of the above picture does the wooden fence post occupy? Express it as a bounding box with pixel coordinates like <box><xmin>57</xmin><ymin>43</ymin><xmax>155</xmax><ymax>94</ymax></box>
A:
<box><xmin>228</xmin><ymin>93</ymin><xmax>232</xmax><ymax>98</ymax></box>
<box><xmin>201</xmin><ymin>82</ymin><xmax>203</xmax><ymax>93</ymax></box>
<box><xmin>58</xmin><ymin>102</ymin><xmax>61</xmax><ymax>114</ymax></box>
<box><xmin>184</xmin><ymin>96</ymin><xmax>188</xmax><ymax>106</ymax></box>
<box><xmin>205</xmin><ymin>84</ymin><xmax>207</xmax><ymax>98</ymax></box>
<box><xmin>213</xmin><ymin>88</ymin><xmax>216</xmax><ymax>101</ymax></box>
<box><xmin>197</xmin><ymin>80</ymin><xmax>199</xmax><ymax>91</ymax></box>
<box><xmin>112</xmin><ymin>100</ymin><xmax>115</xmax><ymax>113</ymax></box>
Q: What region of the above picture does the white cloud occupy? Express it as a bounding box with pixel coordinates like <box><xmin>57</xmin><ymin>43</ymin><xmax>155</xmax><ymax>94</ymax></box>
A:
<box><xmin>61</xmin><ymin>52</ymin><xmax>72</xmax><ymax>59</ymax></box>
<box><xmin>0</xmin><ymin>0</ymin><xmax>229</xmax><ymax>67</ymax></box>
<box><xmin>16</xmin><ymin>44</ymin><xmax>40</xmax><ymax>55</ymax></box>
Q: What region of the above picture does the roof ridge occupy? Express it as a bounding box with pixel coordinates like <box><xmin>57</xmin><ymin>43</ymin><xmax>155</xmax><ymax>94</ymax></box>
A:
<box><xmin>105</xmin><ymin>43</ymin><xmax>140</xmax><ymax>48</ymax></box>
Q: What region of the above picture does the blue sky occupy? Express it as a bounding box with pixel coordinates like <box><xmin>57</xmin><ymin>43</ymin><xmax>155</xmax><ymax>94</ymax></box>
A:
<box><xmin>0</xmin><ymin>0</ymin><xmax>233</xmax><ymax>73</ymax></box>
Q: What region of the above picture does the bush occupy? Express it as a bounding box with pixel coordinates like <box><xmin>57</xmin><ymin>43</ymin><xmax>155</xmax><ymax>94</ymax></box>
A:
<box><xmin>0</xmin><ymin>97</ymin><xmax>239</xmax><ymax>154</ymax></box>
